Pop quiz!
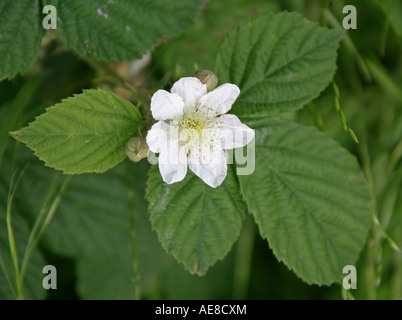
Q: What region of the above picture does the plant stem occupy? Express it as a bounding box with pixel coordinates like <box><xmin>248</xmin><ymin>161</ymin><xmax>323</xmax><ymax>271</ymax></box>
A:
<box><xmin>0</xmin><ymin>236</ymin><xmax>17</xmax><ymax>298</ymax></box>
<box><xmin>18</xmin><ymin>175</ymin><xmax>70</xmax><ymax>295</ymax></box>
<box><xmin>126</xmin><ymin>163</ymin><xmax>140</xmax><ymax>300</ymax></box>
<box><xmin>232</xmin><ymin>215</ymin><xmax>255</xmax><ymax>299</ymax></box>
<box><xmin>359</xmin><ymin>117</ymin><xmax>380</xmax><ymax>300</ymax></box>
<box><xmin>324</xmin><ymin>9</ymin><xmax>372</xmax><ymax>81</ymax></box>
<box><xmin>6</xmin><ymin>169</ymin><xmax>27</xmax><ymax>300</ymax></box>
<box><xmin>129</xmin><ymin>194</ymin><xmax>140</xmax><ymax>300</ymax></box>
<box><xmin>307</xmin><ymin>102</ymin><xmax>325</xmax><ymax>132</ymax></box>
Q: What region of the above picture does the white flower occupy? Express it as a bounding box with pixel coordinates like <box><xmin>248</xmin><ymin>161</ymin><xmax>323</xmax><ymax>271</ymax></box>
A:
<box><xmin>146</xmin><ymin>77</ymin><xmax>254</xmax><ymax>188</ymax></box>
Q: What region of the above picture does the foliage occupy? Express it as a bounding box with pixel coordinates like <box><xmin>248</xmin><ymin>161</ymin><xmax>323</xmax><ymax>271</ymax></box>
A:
<box><xmin>0</xmin><ymin>0</ymin><xmax>401</xmax><ymax>300</ymax></box>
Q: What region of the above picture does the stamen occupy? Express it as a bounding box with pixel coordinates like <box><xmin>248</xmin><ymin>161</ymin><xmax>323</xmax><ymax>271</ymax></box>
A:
<box><xmin>176</xmin><ymin>104</ymin><xmax>219</xmax><ymax>152</ymax></box>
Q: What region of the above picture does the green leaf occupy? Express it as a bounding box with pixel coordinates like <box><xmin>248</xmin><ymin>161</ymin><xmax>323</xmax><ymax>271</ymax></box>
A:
<box><xmin>146</xmin><ymin>166</ymin><xmax>247</xmax><ymax>275</ymax></box>
<box><xmin>11</xmin><ymin>89</ymin><xmax>142</xmax><ymax>174</ymax></box>
<box><xmin>239</xmin><ymin>119</ymin><xmax>371</xmax><ymax>285</ymax></box>
<box><xmin>215</xmin><ymin>12</ymin><xmax>343</xmax><ymax>121</ymax></box>
<box><xmin>47</xmin><ymin>0</ymin><xmax>202</xmax><ymax>62</ymax></box>
<box><xmin>0</xmin><ymin>0</ymin><xmax>44</xmax><ymax>80</ymax></box>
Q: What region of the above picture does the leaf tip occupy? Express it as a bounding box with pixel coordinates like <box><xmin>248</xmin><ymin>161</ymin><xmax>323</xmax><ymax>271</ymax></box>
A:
<box><xmin>348</xmin><ymin>128</ymin><xmax>359</xmax><ymax>144</ymax></box>
<box><xmin>8</xmin><ymin>130</ymin><xmax>21</xmax><ymax>140</ymax></box>
<box><xmin>190</xmin><ymin>263</ymin><xmax>204</xmax><ymax>277</ymax></box>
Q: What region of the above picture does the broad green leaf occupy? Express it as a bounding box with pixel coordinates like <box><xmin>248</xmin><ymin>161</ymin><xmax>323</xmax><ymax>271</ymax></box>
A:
<box><xmin>146</xmin><ymin>166</ymin><xmax>247</xmax><ymax>275</ymax></box>
<box><xmin>239</xmin><ymin>119</ymin><xmax>371</xmax><ymax>285</ymax></box>
<box><xmin>0</xmin><ymin>184</ymin><xmax>46</xmax><ymax>300</ymax></box>
<box><xmin>215</xmin><ymin>12</ymin><xmax>343</xmax><ymax>121</ymax></box>
<box><xmin>0</xmin><ymin>0</ymin><xmax>44</xmax><ymax>80</ymax></box>
<box><xmin>46</xmin><ymin>0</ymin><xmax>202</xmax><ymax>62</ymax></box>
<box><xmin>11</xmin><ymin>89</ymin><xmax>142</xmax><ymax>174</ymax></box>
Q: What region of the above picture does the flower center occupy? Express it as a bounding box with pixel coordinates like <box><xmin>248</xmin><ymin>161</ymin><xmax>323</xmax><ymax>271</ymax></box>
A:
<box><xmin>178</xmin><ymin>114</ymin><xmax>204</xmax><ymax>132</ymax></box>
<box><xmin>175</xmin><ymin>106</ymin><xmax>217</xmax><ymax>151</ymax></box>
<box><xmin>178</xmin><ymin>105</ymin><xmax>213</xmax><ymax>131</ymax></box>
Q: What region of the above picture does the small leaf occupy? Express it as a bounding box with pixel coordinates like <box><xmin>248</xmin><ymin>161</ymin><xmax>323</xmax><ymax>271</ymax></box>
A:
<box><xmin>11</xmin><ymin>90</ymin><xmax>142</xmax><ymax>174</ymax></box>
<box><xmin>146</xmin><ymin>166</ymin><xmax>247</xmax><ymax>275</ymax></box>
<box><xmin>239</xmin><ymin>119</ymin><xmax>371</xmax><ymax>285</ymax></box>
<box><xmin>46</xmin><ymin>0</ymin><xmax>202</xmax><ymax>62</ymax></box>
<box><xmin>216</xmin><ymin>12</ymin><xmax>343</xmax><ymax>121</ymax></box>
<box><xmin>0</xmin><ymin>0</ymin><xmax>44</xmax><ymax>80</ymax></box>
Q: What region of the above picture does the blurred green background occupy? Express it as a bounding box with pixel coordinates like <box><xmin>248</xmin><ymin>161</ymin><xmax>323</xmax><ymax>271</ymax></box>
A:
<box><xmin>0</xmin><ymin>0</ymin><xmax>401</xmax><ymax>299</ymax></box>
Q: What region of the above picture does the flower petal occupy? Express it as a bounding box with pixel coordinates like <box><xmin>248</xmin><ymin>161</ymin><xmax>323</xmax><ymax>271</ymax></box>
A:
<box><xmin>146</xmin><ymin>121</ymin><xmax>170</xmax><ymax>153</ymax></box>
<box><xmin>150</xmin><ymin>89</ymin><xmax>184</xmax><ymax>120</ymax></box>
<box><xmin>199</xmin><ymin>83</ymin><xmax>240</xmax><ymax>115</ymax></box>
<box><xmin>188</xmin><ymin>148</ymin><xmax>227</xmax><ymax>188</ymax></box>
<box><xmin>171</xmin><ymin>77</ymin><xmax>207</xmax><ymax>109</ymax></box>
<box><xmin>158</xmin><ymin>139</ymin><xmax>188</xmax><ymax>184</ymax></box>
<box><xmin>210</xmin><ymin>114</ymin><xmax>255</xmax><ymax>149</ymax></box>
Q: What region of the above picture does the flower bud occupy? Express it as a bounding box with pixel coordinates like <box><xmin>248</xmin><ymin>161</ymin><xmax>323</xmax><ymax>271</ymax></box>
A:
<box><xmin>195</xmin><ymin>70</ymin><xmax>218</xmax><ymax>91</ymax></box>
<box><xmin>125</xmin><ymin>137</ymin><xmax>149</xmax><ymax>162</ymax></box>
